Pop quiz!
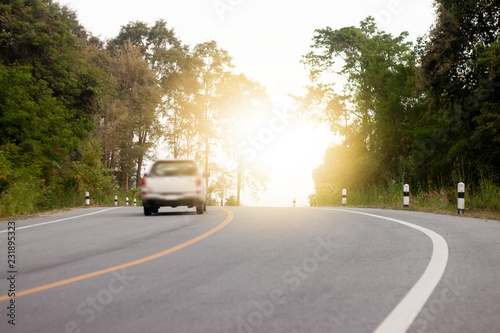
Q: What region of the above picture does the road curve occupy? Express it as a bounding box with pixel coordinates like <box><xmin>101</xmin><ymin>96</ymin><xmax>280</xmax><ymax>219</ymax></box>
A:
<box><xmin>0</xmin><ymin>206</ymin><xmax>499</xmax><ymax>333</ymax></box>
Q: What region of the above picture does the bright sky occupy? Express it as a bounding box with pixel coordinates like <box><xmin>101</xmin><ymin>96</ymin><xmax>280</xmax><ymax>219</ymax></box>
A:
<box><xmin>62</xmin><ymin>0</ymin><xmax>436</xmax><ymax>207</ymax></box>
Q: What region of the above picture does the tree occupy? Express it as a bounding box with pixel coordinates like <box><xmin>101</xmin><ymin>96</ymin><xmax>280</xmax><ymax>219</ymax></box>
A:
<box><xmin>0</xmin><ymin>62</ymin><xmax>70</xmax><ymax>183</ymax></box>
<box><xmin>218</xmin><ymin>73</ymin><xmax>270</xmax><ymax>205</ymax></box>
<box><xmin>192</xmin><ymin>41</ymin><xmax>234</xmax><ymax>189</ymax></box>
<box><xmin>302</xmin><ymin>17</ymin><xmax>420</xmax><ymax>192</ymax></box>
<box><xmin>86</xmin><ymin>42</ymin><xmax>123</xmax><ymax>172</ymax></box>
<box><xmin>110</xmin><ymin>21</ymin><xmax>190</xmax><ymax>187</ymax></box>
<box><xmin>304</xmin><ymin>3</ymin><xmax>500</xmax><ymax>206</ymax></box>
<box><xmin>418</xmin><ymin>0</ymin><xmax>500</xmax><ymax>184</ymax></box>
<box><xmin>224</xmin><ymin>195</ymin><xmax>239</xmax><ymax>206</ymax></box>
<box><xmin>162</xmin><ymin>50</ymin><xmax>202</xmax><ymax>159</ymax></box>
<box><xmin>207</xmin><ymin>164</ymin><xmax>234</xmax><ymax>206</ymax></box>
<box><xmin>112</xmin><ymin>42</ymin><xmax>162</xmax><ymax>189</ymax></box>
<box><xmin>0</xmin><ymin>0</ymin><xmax>110</xmax><ymax>215</ymax></box>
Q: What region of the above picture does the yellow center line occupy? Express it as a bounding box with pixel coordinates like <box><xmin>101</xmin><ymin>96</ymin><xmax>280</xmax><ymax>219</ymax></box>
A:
<box><xmin>0</xmin><ymin>207</ymin><xmax>234</xmax><ymax>302</ymax></box>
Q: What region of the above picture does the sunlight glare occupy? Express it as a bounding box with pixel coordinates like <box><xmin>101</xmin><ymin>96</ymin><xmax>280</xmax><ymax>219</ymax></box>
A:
<box><xmin>242</xmin><ymin>120</ymin><xmax>334</xmax><ymax>207</ymax></box>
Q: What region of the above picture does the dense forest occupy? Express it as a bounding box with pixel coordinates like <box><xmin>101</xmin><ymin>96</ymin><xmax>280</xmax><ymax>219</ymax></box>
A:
<box><xmin>0</xmin><ymin>0</ymin><xmax>269</xmax><ymax>216</ymax></box>
<box><xmin>300</xmin><ymin>0</ymin><xmax>500</xmax><ymax>210</ymax></box>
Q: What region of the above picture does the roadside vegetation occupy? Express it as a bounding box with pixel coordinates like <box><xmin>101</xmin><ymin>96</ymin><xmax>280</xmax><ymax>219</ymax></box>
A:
<box><xmin>0</xmin><ymin>0</ymin><xmax>268</xmax><ymax>218</ymax></box>
<box><xmin>310</xmin><ymin>179</ymin><xmax>500</xmax><ymax>220</ymax></box>
<box><xmin>299</xmin><ymin>0</ymin><xmax>500</xmax><ymax>218</ymax></box>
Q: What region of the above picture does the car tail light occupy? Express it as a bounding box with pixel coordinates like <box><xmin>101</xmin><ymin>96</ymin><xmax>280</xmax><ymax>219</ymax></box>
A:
<box><xmin>141</xmin><ymin>178</ymin><xmax>146</xmax><ymax>186</ymax></box>
<box><xmin>196</xmin><ymin>177</ymin><xmax>203</xmax><ymax>186</ymax></box>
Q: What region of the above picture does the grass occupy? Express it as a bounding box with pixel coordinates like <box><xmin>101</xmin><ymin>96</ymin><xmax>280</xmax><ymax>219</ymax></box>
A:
<box><xmin>329</xmin><ymin>180</ymin><xmax>500</xmax><ymax>221</ymax></box>
<box><xmin>2</xmin><ymin>176</ymin><xmax>499</xmax><ymax>222</ymax></box>
<box><xmin>0</xmin><ymin>184</ymin><xmax>143</xmax><ymax>221</ymax></box>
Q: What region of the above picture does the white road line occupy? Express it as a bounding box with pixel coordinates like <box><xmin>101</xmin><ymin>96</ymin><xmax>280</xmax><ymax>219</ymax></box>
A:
<box><xmin>325</xmin><ymin>208</ymin><xmax>449</xmax><ymax>333</ymax></box>
<box><xmin>0</xmin><ymin>207</ymin><xmax>120</xmax><ymax>233</ymax></box>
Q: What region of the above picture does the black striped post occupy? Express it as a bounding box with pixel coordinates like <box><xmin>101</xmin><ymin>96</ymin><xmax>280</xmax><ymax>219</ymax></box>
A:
<box><xmin>114</xmin><ymin>196</ymin><xmax>118</xmax><ymax>206</ymax></box>
<box><xmin>134</xmin><ymin>199</ymin><xmax>137</xmax><ymax>206</ymax></box>
<box><xmin>403</xmin><ymin>184</ymin><xmax>410</xmax><ymax>208</ymax></box>
<box><xmin>126</xmin><ymin>197</ymin><xmax>129</xmax><ymax>206</ymax></box>
<box><xmin>342</xmin><ymin>189</ymin><xmax>347</xmax><ymax>206</ymax></box>
<box><xmin>85</xmin><ymin>192</ymin><xmax>90</xmax><ymax>206</ymax></box>
<box><xmin>458</xmin><ymin>182</ymin><xmax>465</xmax><ymax>215</ymax></box>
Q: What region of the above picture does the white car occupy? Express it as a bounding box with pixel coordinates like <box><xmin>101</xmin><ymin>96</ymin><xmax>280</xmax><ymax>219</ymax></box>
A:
<box><xmin>140</xmin><ymin>159</ymin><xmax>209</xmax><ymax>215</ymax></box>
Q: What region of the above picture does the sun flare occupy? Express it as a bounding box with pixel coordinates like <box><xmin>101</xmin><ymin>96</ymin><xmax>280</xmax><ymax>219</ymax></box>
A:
<box><xmin>242</xmin><ymin>120</ymin><xmax>334</xmax><ymax>207</ymax></box>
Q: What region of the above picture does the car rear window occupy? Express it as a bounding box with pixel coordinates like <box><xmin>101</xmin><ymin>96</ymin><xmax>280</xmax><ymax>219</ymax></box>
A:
<box><xmin>151</xmin><ymin>161</ymin><xmax>198</xmax><ymax>176</ymax></box>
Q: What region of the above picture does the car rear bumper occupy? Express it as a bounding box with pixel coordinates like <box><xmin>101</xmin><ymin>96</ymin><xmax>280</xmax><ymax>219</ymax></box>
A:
<box><xmin>142</xmin><ymin>192</ymin><xmax>204</xmax><ymax>207</ymax></box>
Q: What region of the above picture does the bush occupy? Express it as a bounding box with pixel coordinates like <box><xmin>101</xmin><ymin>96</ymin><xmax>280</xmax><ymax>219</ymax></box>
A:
<box><xmin>0</xmin><ymin>174</ymin><xmax>44</xmax><ymax>217</ymax></box>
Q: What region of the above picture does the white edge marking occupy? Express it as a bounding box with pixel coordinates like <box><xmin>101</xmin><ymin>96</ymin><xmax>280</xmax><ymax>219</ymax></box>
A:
<box><xmin>0</xmin><ymin>207</ymin><xmax>120</xmax><ymax>233</ymax></box>
<box><xmin>325</xmin><ymin>208</ymin><xmax>449</xmax><ymax>333</ymax></box>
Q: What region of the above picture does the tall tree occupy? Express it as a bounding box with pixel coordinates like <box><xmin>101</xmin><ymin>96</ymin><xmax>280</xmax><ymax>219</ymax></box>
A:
<box><xmin>112</xmin><ymin>41</ymin><xmax>161</xmax><ymax>188</ymax></box>
<box><xmin>418</xmin><ymin>0</ymin><xmax>500</xmax><ymax>183</ymax></box>
<box><xmin>0</xmin><ymin>0</ymin><xmax>109</xmax><ymax>214</ymax></box>
<box><xmin>162</xmin><ymin>49</ymin><xmax>201</xmax><ymax>159</ymax></box>
<box><xmin>192</xmin><ymin>41</ymin><xmax>234</xmax><ymax>188</ymax></box>
<box><xmin>218</xmin><ymin>73</ymin><xmax>270</xmax><ymax>205</ymax></box>
<box><xmin>110</xmin><ymin>20</ymin><xmax>202</xmax><ymax>163</ymax></box>
<box><xmin>302</xmin><ymin>17</ymin><xmax>420</xmax><ymax>192</ymax></box>
<box><xmin>85</xmin><ymin>41</ymin><xmax>123</xmax><ymax>172</ymax></box>
<box><xmin>110</xmin><ymin>21</ymin><xmax>189</xmax><ymax>186</ymax></box>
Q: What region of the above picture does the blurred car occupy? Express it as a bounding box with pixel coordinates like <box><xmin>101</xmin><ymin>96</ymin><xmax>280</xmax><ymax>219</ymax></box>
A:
<box><xmin>140</xmin><ymin>159</ymin><xmax>209</xmax><ymax>215</ymax></box>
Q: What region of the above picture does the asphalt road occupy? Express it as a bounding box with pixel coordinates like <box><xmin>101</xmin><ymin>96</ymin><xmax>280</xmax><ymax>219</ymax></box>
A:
<box><xmin>0</xmin><ymin>206</ymin><xmax>499</xmax><ymax>333</ymax></box>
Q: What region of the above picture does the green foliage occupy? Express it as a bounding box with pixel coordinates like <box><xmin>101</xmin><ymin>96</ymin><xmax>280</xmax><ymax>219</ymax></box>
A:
<box><xmin>302</xmin><ymin>17</ymin><xmax>420</xmax><ymax>187</ymax></box>
<box><xmin>0</xmin><ymin>0</ymin><xmax>114</xmax><ymax>218</ymax></box>
<box><xmin>191</xmin><ymin>41</ymin><xmax>234</xmax><ymax>174</ymax></box>
<box><xmin>0</xmin><ymin>62</ymin><xmax>72</xmax><ymax>170</ymax></box>
<box><xmin>66</xmin><ymin>139</ymin><xmax>115</xmax><ymax>202</ymax></box>
<box><xmin>417</xmin><ymin>0</ymin><xmax>500</xmax><ymax>186</ymax></box>
<box><xmin>0</xmin><ymin>171</ymin><xmax>45</xmax><ymax>217</ymax></box>
<box><xmin>310</xmin><ymin>178</ymin><xmax>500</xmax><ymax>217</ymax></box>
<box><xmin>225</xmin><ymin>195</ymin><xmax>239</xmax><ymax>206</ymax></box>
<box><xmin>304</xmin><ymin>5</ymin><xmax>500</xmax><ymax>212</ymax></box>
<box><xmin>107</xmin><ymin>22</ymin><xmax>186</xmax><ymax>189</ymax></box>
<box><xmin>471</xmin><ymin>177</ymin><xmax>500</xmax><ymax>211</ymax></box>
<box><xmin>0</xmin><ymin>4</ymin><xmax>270</xmax><ymax>217</ymax></box>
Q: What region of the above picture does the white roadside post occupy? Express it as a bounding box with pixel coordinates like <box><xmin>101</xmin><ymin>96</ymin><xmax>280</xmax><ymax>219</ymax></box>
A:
<box><xmin>126</xmin><ymin>197</ymin><xmax>129</xmax><ymax>206</ymax></box>
<box><xmin>342</xmin><ymin>189</ymin><xmax>347</xmax><ymax>206</ymax></box>
<box><xmin>403</xmin><ymin>184</ymin><xmax>410</xmax><ymax>208</ymax></box>
<box><xmin>134</xmin><ymin>199</ymin><xmax>137</xmax><ymax>206</ymax></box>
<box><xmin>458</xmin><ymin>182</ymin><xmax>465</xmax><ymax>215</ymax></box>
<box><xmin>85</xmin><ymin>192</ymin><xmax>90</xmax><ymax>206</ymax></box>
<box><xmin>114</xmin><ymin>196</ymin><xmax>118</xmax><ymax>206</ymax></box>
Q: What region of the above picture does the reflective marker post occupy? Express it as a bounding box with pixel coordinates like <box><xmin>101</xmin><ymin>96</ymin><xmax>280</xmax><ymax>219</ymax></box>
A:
<box><xmin>342</xmin><ymin>189</ymin><xmax>347</xmax><ymax>206</ymax></box>
<box><xmin>134</xmin><ymin>199</ymin><xmax>137</xmax><ymax>206</ymax></box>
<box><xmin>458</xmin><ymin>182</ymin><xmax>465</xmax><ymax>215</ymax></box>
<box><xmin>403</xmin><ymin>184</ymin><xmax>410</xmax><ymax>208</ymax></box>
<box><xmin>126</xmin><ymin>197</ymin><xmax>129</xmax><ymax>206</ymax></box>
<box><xmin>114</xmin><ymin>196</ymin><xmax>118</xmax><ymax>206</ymax></box>
<box><xmin>85</xmin><ymin>192</ymin><xmax>90</xmax><ymax>206</ymax></box>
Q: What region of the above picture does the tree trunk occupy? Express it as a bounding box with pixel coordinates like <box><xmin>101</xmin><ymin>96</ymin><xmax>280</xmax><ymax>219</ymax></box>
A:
<box><xmin>136</xmin><ymin>154</ymin><xmax>143</xmax><ymax>188</ymax></box>
<box><xmin>125</xmin><ymin>172</ymin><xmax>129</xmax><ymax>193</ymax></box>
<box><xmin>236</xmin><ymin>167</ymin><xmax>242</xmax><ymax>206</ymax></box>
<box><xmin>205</xmin><ymin>136</ymin><xmax>210</xmax><ymax>189</ymax></box>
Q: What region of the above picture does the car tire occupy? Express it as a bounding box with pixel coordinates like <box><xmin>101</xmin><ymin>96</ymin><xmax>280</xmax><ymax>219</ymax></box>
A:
<box><xmin>196</xmin><ymin>203</ymin><xmax>204</xmax><ymax>214</ymax></box>
<box><xmin>203</xmin><ymin>202</ymin><xmax>207</xmax><ymax>212</ymax></box>
<box><xmin>152</xmin><ymin>206</ymin><xmax>159</xmax><ymax>214</ymax></box>
<box><xmin>144</xmin><ymin>206</ymin><xmax>152</xmax><ymax>216</ymax></box>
